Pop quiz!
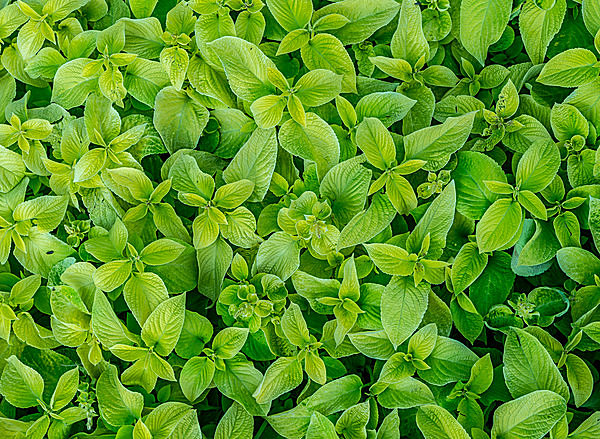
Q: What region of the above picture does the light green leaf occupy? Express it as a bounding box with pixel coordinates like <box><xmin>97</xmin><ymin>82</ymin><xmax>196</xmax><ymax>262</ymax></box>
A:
<box><xmin>51</xmin><ymin>59</ymin><xmax>99</xmax><ymax>109</ymax></box>
<box><xmin>519</xmin><ymin>0</ymin><xmax>566</xmax><ymax>64</ymax></box>
<box><xmin>223</xmin><ymin>128</ymin><xmax>277</xmax><ymax>202</ymax></box>
<box><xmin>491</xmin><ymin>390</ymin><xmax>566</xmax><ymax>439</ymax></box>
<box><xmin>311</xmin><ymin>0</ymin><xmax>400</xmax><ymax>45</ymax></box>
<box><xmin>453</xmin><ymin>151</ymin><xmax>506</xmax><ymax>220</ymax></box>
<box><xmin>301</xmin><ymin>33</ymin><xmax>356</xmax><ymax>93</ymax></box>
<box><xmin>253</xmin><ymin>356</ymin><xmax>303</xmax><ymax>404</ymax></box>
<box><xmin>0</xmin><ymin>355</ymin><xmax>44</xmax><ymax>408</ymax></box>
<box><xmin>97</xmin><ymin>364</ymin><xmax>144</xmax><ymax>427</ymax></box>
<box><xmin>516</xmin><ymin>140</ymin><xmax>560</xmax><ymax>193</ymax></box>
<box><xmin>460</xmin><ymin>0</ymin><xmax>512</xmax><ymax>65</ymax></box>
<box><xmin>279</xmin><ymin>112</ymin><xmax>339</xmax><ymax>180</ymax></box>
<box><xmin>141</xmin><ymin>294</ymin><xmax>186</xmax><ymax>356</ymax></box>
<box><xmin>337</xmin><ymin>193</ymin><xmax>396</xmax><ymax>250</ymax></box>
<box><xmin>355</xmin><ymin>117</ymin><xmax>396</xmax><ymax>170</ymax></box>
<box><xmin>207</xmin><ymin>36</ymin><xmax>277</xmax><ymax>101</ymax></box>
<box><xmin>378</xmin><ymin>377</ymin><xmax>435</xmax><ymax>409</ymax></box>
<box><xmin>295</xmin><ymin>69</ymin><xmax>342</xmax><ymax>107</ymax></box>
<box><xmin>406</xmin><ymin>181</ymin><xmax>456</xmax><ymax>258</ymax></box>
<box><xmin>404</xmin><ymin>113</ymin><xmax>475</xmax><ymax>171</ymax></box>
<box><xmin>476</xmin><ymin>199</ymin><xmax>523</xmax><ymax>253</ymax></box>
<box><xmin>556</xmin><ymin>247</ymin><xmax>600</xmax><ymax>285</ymax></box>
<box><xmin>391</xmin><ymin>0</ymin><xmax>429</xmax><ymax>66</ymax></box>
<box><xmin>213</xmin><ymin>327</ymin><xmax>249</xmax><ymax>359</ymax></box>
<box><xmin>256</xmin><ymin>232</ymin><xmax>300</xmax><ymax>281</ymax></box>
<box><xmin>452</xmin><ymin>242</ymin><xmax>488</xmax><ymax>293</ymax></box>
<box><xmin>153</xmin><ymin>86</ymin><xmax>209</xmax><ymax>153</ymax></box>
<box><xmin>538</xmin><ymin>48</ymin><xmax>600</xmax><ymax>87</ymax></box>
<box><xmin>266</xmin><ymin>0</ymin><xmax>313</xmax><ymax>32</ymax></box>
<box><xmin>124</xmin><ymin>58</ymin><xmax>170</xmax><ymax>107</ymax></box>
<box><xmin>417</xmin><ymin>404</ymin><xmax>470</xmax><ymax>439</ymax></box>
<box><xmin>180</xmin><ymin>357</ymin><xmax>215</xmax><ymax>402</ymax></box>
<box><xmin>320</xmin><ymin>156</ymin><xmax>372</xmax><ymax>225</ymax></box>
<box><xmin>565</xmin><ymin>353</ymin><xmax>593</xmax><ymax>407</ymax></box>
<box><xmin>503</xmin><ymin>328</ymin><xmax>569</xmax><ymax>400</ymax></box>
<box><xmin>381</xmin><ymin>276</ymin><xmax>430</xmax><ymax>349</ymax></box>
<box><xmin>215</xmin><ymin>402</ymin><xmax>254</xmax><ymax>439</ymax></box>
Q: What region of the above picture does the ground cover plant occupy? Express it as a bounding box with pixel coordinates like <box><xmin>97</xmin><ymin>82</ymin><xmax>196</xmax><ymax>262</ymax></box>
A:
<box><xmin>0</xmin><ymin>0</ymin><xmax>600</xmax><ymax>437</ymax></box>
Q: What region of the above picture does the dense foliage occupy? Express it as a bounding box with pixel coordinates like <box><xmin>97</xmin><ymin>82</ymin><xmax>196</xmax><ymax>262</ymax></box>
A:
<box><xmin>0</xmin><ymin>0</ymin><xmax>600</xmax><ymax>437</ymax></box>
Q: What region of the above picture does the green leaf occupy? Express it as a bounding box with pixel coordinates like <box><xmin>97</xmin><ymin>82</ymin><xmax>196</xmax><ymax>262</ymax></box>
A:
<box><xmin>416</xmin><ymin>404</ymin><xmax>470</xmax><ymax>439</ymax></box>
<box><xmin>364</xmin><ymin>243</ymin><xmax>415</xmax><ymax>276</ymax></box>
<box><xmin>556</xmin><ymin>247</ymin><xmax>600</xmax><ymax>285</ymax></box>
<box><xmin>453</xmin><ymin>151</ymin><xmax>506</xmax><ymax>220</ymax></box>
<box><xmin>466</xmin><ymin>353</ymin><xmax>494</xmax><ymax>395</ymax></box>
<box><xmin>301</xmin><ymin>33</ymin><xmax>357</xmax><ymax>93</ymax></box>
<box><xmin>569</xmin><ymin>413</ymin><xmax>600</xmax><ymax>439</ymax></box>
<box><xmin>404</xmin><ymin>113</ymin><xmax>474</xmax><ymax>171</ymax></box>
<box><xmin>517</xmin><ymin>191</ymin><xmax>547</xmax><ymax>222</ymax></box>
<box><xmin>214</xmin><ymin>355</ymin><xmax>270</xmax><ymax>416</ymax></box>
<box><xmin>256</xmin><ymin>232</ymin><xmax>300</xmax><ymax>281</ymax></box>
<box><xmin>335</xmin><ymin>401</ymin><xmax>370</xmax><ymax>439</ymax></box>
<box><xmin>491</xmin><ymin>390</ymin><xmax>566</xmax><ymax>439</ymax></box>
<box><xmin>460</xmin><ymin>0</ymin><xmax>512</xmax><ymax>65</ymax></box>
<box><xmin>295</xmin><ymin>69</ymin><xmax>343</xmax><ymax>107</ymax></box>
<box><xmin>235</xmin><ymin>11</ymin><xmax>266</xmax><ymax>46</ymax></box>
<box><xmin>51</xmin><ymin>58</ymin><xmax>99</xmax><ymax>109</ymax></box>
<box><xmin>208</xmin><ymin>36</ymin><xmax>277</xmax><ymax>101</ymax></box>
<box><xmin>311</xmin><ymin>0</ymin><xmax>400</xmax><ymax>45</ymax></box>
<box><xmin>338</xmin><ymin>193</ymin><xmax>396</xmax><ymax>250</ymax></box>
<box><xmin>320</xmin><ymin>156</ymin><xmax>372</xmax><ymax>225</ymax></box>
<box><xmin>250</xmin><ymin>95</ymin><xmax>286</xmax><ymax>129</ymax></box>
<box><xmin>97</xmin><ymin>364</ymin><xmax>144</xmax><ymax>427</ymax></box>
<box><xmin>452</xmin><ymin>242</ymin><xmax>488</xmax><ymax>293</ymax></box>
<box><xmin>223</xmin><ymin>128</ymin><xmax>277</xmax><ymax>202</ymax></box>
<box><xmin>406</xmin><ymin>181</ymin><xmax>456</xmax><ymax>258</ymax></box>
<box><xmin>141</xmin><ymin>294</ymin><xmax>186</xmax><ymax>356</ymax></box>
<box><xmin>123</xmin><ymin>272</ymin><xmax>168</xmax><ymax>326</ymax></box>
<box><xmin>377</xmin><ymin>376</ymin><xmax>435</xmax><ymax>409</ymax></box>
<box><xmin>281</xmin><ymin>302</ymin><xmax>310</xmax><ymax>348</ymax></box>
<box><xmin>253</xmin><ymin>356</ymin><xmax>303</xmax><ymax>404</ymax></box>
<box><xmin>140</xmin><ymin>239</ymin><xmax>184</xmax><ymax>265</ymax></box>
<box><xmin>0</xmin><ymin>355</ymin><xmax>44</xmax><ymax>408</ymax></box>
<box><xmin>476</xmin><ymin>199</ymin><xmax>523</xmax><ymax>253</ymax></box>
<box><xmin>124</xmin><ymin>58</ymin><xmax>170</xmax><ymax>107</ymax></box>
<box><xmin>213</xmin><ymin>327</ymin><xmax>249</xmax><ymax>359</ymax></box>
<box><xmin>279</xmin><ymin>112</ymin><xmax>340</xmax><ymax>180</ymax></box>
<box><xmin>50</xmin><ymin>367</ymin><xmax>78</xmax><ymax>411</ymax></box>
<box><xmin>307</xmin><ymin>412</ymin><xmax>338</xmax><ymax>439</ymax></box>
<box><xmin>180</xmin><ymin>357</ymin><xmax>215</xmax><ymax>402</ymax></box>
<box><xmin>355</xmin><ymin>92</ymin><xmax>416</xmax><ymax>127</ymax></box>
<box><xmin>197</xmin><ymin>237</ymin><xmax>232</xmax><ymax>301</ymax></box>
<box><xmin>215</xmin><ymin>402</ymin><xmax>254</xmax><ymax>439</ymax></box>
<box><xmin>266</xmin><ymin>0</ymin><xmax>313</xmax><ymax>32</ymax></box>
<box><xmin>519</xmin><ymin>0</ymin><xmax>566</xmax><ymax>64</ymax></box>
<box><xmin>391</xmin><ymin>0</ymin><xmax>429</xmax><ymax>66</ymax></box>
<box><xmin>538</xmin><ymin>48</ymin><xmax>600</xmax><ymax>87</ymax></box>
<box><xmin>515</xmin><ymin>140</ymin><xmax>560</xmax><ymax>193</ymax></box>
<box><xmin>381</xmin><ymin>276</ymin><xmax>430</xmax><ymax>349</ymax></box>
<box><xmin>91</xmin><ymin>290</ymin><xmax>133</xmax><ymax>348</ymax></box>
<box><xmin>0</xmin><ymin>145</ymin><xmax>25</xmax><ymax>192</ymax></box>
<box><xmin>93</xmin><ymin>260</ymin><xmax>132</xmax><ymax>292</ymax></box>
<box><xmin>153</xmin><ymin>86</ymin><xmax>209</xmax><ymax>153</ymax></box>
<box><xmin>565</xmin><ymin>353</ymin><xmax>593</xmax><ymax>407</ymax></box>
<box><xmin>355</xmin><ymin>117</ymin><xmax>396</xmax><ymax>170</ymax></box>
<box><xmin>551</xmin><ymin>103</ymin><xmax>589</xmax><ymax>141</ymax></box>
<box><xmin>377</xmin><ymin>410</ymin><xmax>401</xmax><ymax>439</ymax></box>
<box><xmin>418</xmin><ymin>336</ymin><xmax>478</xmax><ymax>385</ymax></box>
<box><xmin>503</xmin><ymin>328</ymin><xmax>569</xmax><ymax>400</ymax></box>
<box><xmin>470</xmin><ymin>251</ymin><xmax>514</xmax><ymax>315</ymax></box>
